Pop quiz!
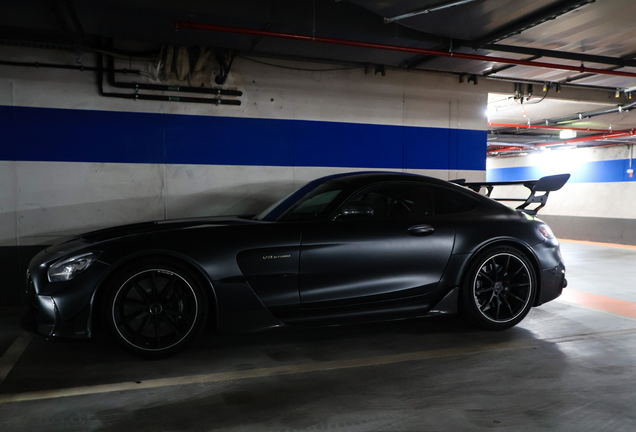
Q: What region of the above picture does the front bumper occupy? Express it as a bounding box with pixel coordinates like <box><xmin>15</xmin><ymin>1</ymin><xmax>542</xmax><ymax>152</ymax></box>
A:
<box><xmin>21</xmin><ymin>253</ymin><xmax>107</xmax><ymax>341</ymax></box>
<box><xmin>22</xmin><ymin>273</ymin><xmax>60</xmax><ymax>339</ymax></box>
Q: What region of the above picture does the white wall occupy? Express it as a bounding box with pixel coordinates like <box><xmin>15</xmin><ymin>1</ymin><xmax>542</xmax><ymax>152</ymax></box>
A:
<box><xmin>487</xmin><ymin>145</ymin><xmax>636</xmax><ymax>244</ymax></box>
<box><xmin>0</xmin><ymin>44</ymin><xmax>489</xmax><ymax>248</ymax></box>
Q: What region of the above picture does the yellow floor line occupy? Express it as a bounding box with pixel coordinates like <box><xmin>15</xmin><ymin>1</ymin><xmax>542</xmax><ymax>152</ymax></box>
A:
<box><xmin>0</xmin><ymin>332</ymin><xmax>33</xmax><ymax>387</ymax></box>
<box><xmin>1</xmin><ymin>328</ymin><xmax>635</xmax><ymax>405</ymax></box>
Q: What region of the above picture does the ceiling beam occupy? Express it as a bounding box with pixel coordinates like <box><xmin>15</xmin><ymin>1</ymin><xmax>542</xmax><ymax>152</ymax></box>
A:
<box><xmin>472</xmin><ymin>0</ymin><xmax>596</xmax><ymax>47</ymax></box>
<box><xmin>401</xmin><ymin>43</ymin><xmax>451</xmax><ymax>68</ymax></box>
<box><xmin>484</xmin><ymin>55</ymin><xmax>542</xmax><ymax>76</ymax></box>
<box><xmin>482</xmin><ymin>44</ymin><xmax>636</xmax><ymax>68</ymax></box>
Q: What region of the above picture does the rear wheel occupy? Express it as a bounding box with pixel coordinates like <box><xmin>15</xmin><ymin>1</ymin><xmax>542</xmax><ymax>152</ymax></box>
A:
<box><xmin>103</xmin><ymin>258</ymin><xmax>208</xmax><ymax>358</ymax></box>
<box><xmin>461</xmin><ymin>246</ymin><xmax>536</xmax><ymax>330</ymax></box>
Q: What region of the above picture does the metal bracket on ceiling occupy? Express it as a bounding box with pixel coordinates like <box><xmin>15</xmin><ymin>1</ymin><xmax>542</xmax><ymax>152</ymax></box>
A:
<box><xmin>383</xmin><ymin>0</ymin><xmax>479</xmax><ymax>24</ymax></box>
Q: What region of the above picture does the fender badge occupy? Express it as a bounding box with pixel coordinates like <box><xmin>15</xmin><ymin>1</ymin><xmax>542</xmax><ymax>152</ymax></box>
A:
<box><xmin>262</xmin><ymin>254</ymin><xmax>291</xmax><ymax>260</ymax></box>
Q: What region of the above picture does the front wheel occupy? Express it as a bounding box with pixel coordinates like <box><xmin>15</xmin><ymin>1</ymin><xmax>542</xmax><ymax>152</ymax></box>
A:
<box><xmin>461</xmin><ymin>246</ymin><xmax>536</xmax><ymax>330</ymax></box>
<box><xmin>103</xmin><ymin>259</ymin><xmax>209</xmax><ymax>359</ymax></box>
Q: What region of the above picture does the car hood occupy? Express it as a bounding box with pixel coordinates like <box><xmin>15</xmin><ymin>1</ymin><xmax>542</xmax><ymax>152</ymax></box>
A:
<box><xmin>44</xmin><ymin>216</ymin><xmax>260</xmax><ymax>255</ymax></box>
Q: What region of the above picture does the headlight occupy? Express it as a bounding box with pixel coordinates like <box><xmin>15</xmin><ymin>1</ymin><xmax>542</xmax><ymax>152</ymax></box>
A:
<box><xmin>537</xmin><ymin>225</ymin><xmax>555</xmax><ymax>240</ymax></box>
<box><xmin>48</xmin><ymin>252</ymin><xmax>99</xmax><ymax>282</ymax></box>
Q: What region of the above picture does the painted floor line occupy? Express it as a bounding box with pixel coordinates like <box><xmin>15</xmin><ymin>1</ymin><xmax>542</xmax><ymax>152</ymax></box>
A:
<box><xmin>0</xmin><ymin>332</ymin><xmax>33</xmax><ymax>388</ymax></box>
<box><xmin>558</xmin><ymin>289</ymin><xmax>636</xmax><ymax>320</ymax></box>
<box><xmin>1</xmin><ymin>327</ymin><xmax>635</xmax><ymax>405</ymax></box>
<box><xmin>559</xmin><ymin>238</ymin><xmax>636</xmax><ymax>251</ymax></box>
<box><xmin>555</xmin><ymin>299</ymin><xmax>636</xmax><ymax>322</ymax></box>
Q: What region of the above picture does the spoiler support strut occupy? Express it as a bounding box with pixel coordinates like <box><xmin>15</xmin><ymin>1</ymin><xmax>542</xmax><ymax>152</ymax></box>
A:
<box><xmin>452</xmin><ymin>174</ymin><xmax>571</xmax><ymax>215</ymax></box>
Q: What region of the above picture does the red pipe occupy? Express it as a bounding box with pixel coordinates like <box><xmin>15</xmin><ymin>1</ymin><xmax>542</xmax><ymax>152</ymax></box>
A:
<box><xmin>487</xmin><ymin>122</ymin><xmax>624</xmax><ymax>133</ymax></box>
<box><xmin>536</xmin><ymin>130</ymin><xmax>634</xmax><ymax>147</ymax></box>
<box><xmin>488</xmin><ymin>146</ymin><xmax>525</xmax><ymax>153</ymax></box>
<box><xmin>174</xmin><ymin>19</ymin><xmax>636</xmax><ymax>79</ymax></box>
<box><xmin>488</xmin><ymin>130</ymin><xmax>635</xmax><ymax>154</ymax></box>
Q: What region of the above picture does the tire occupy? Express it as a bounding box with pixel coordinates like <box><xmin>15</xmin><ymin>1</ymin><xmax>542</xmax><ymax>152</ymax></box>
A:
<box><xmin>460</xmin><ymin>246</ymin><xmax>536</xmax><ymax>330</ymax></box>
<box><xmin>103</xmin><ymin>258</ymin><xmax>209</xmax><ymax>359</ymax></box>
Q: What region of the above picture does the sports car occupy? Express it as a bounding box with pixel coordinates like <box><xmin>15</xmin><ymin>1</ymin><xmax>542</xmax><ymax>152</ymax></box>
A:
<box><xmin>22</xmin><ymin>171</ymin><xmax>569</xmax><ymax>358</ymax></box>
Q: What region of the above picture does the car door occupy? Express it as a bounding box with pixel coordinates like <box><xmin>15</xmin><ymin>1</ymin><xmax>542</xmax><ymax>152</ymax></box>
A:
<box><xmin>298</xmin><ymin>182</ymin><xmax>456</xmax><ymax>308</ymax></box>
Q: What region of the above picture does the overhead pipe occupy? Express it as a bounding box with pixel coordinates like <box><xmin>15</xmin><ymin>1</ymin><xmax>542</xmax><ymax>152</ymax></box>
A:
<box><xmin>488</xmin><ymin>122</ymin><xmax>627</xmax><ymax>133</ymax></box>
<box><xmin>488</xmin><ymin>130</ymin><xmax>635</xmax><ymax>154</ymax></box>
<box><xmin>384</xmin><ymin>0</ymin><xmax>479</xmax><ymax>23</ymax></box>
<box><xmin>0</xmin><ymin>59</ymin><xmax>140</xmax><ymax>74</ymax></box>
<box><xmin>536</xmin><ymin>130</ymin><xmax>635</xmax><ymax>147</ymax></box>
<box><xmin>174</xmin><ymin>20</ymin><xmax>636</xmax><ymax>79</ymax></box>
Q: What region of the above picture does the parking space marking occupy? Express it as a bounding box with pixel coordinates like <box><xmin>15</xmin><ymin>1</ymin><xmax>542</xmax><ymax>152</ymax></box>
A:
<box><xmin>0</xmin><ymin>332</ymin><xmax>33</xmax><ymax>388</ymax></box>
<box><xmin>559</xmin><ymin>238</ymin><xmax>636</xmax><ymax>251</ymax></box>
<box><xmin>558</xmin><ymin>289</ymin><xmax>636</xmax><ymax>320</ymax></box>
<box><xmin>1</xmin><ymin>327</ymin><xmax>635</xmax><ymax>405</ymax></box>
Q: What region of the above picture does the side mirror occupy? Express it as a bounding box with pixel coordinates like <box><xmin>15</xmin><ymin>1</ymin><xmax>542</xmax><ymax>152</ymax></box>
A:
<box><xmin>332</xmin><ymin>202</ymin><xmax>374</xmax><ymax>221</ymax></box>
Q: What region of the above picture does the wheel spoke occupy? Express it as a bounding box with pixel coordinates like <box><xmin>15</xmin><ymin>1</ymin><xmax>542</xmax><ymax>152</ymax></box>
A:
<box><xmin>501</xmin><ymin>295</ymin><xmax>514</xmax><ymax>317</ymax></box>
<box><xmin>133</xmin><ymin>316</ymin><xmax>150</xmax><ymax>342</ymax></box>
<box><xmin>132</xmin><ymin>282</ymin><xmax>151</xmax><ymax>303</ymax></box>
<box><xmin>153</xmin><ymin>316</ymin><xmax>161</xmax><ymax>345</ymax></box>
<box><xmin>504</xmin><ymin>254</ymin><xmax>511</xmax><ymax>273</ymax></box>
<box><xmin>123</xmin><ymin>299</ymin><xmax>145</xmax><ymax>309</ymax></box>
<box><xmin>505</xmin><ymin>292</ymin><xmax>525</xmax><ymax>303</ymax></box>
<box><xmin>476</xmin><ymin>286</ymin><xmax>494</xmax><ymax>294</ymax></box>
<box><xmin>480</xmin><ymin>291</ymin><xmax>495</xmax><ymax>311</ymax></box>
<box><xmin>159</xmin><ymin>275</ymin><xmax>178</xmax><ymax>302</ymax></box>
<box><xmin>159</xmin><ymin>316</ymin><xmax>183</xmax><ymax>338</ymax></box>
<box><xmin>503</xmin><ymin>265</ymin><xmax>524</xmax><ymax>283</ymax></box>
<box><xmin>495</xmin><ymin>298</ymin><xmax>501</xmax><ymax>320</ymax></box>
<box><xmin>479</xmin><ymin>269</ymin><xmax>495</xmax><ymax>285</ymax></box>
<box><xmin>150</xmin><ymin>273</ymin><xmax>160</xmax><ymax>301</ymax></box>
<box><xmin>122</xmin><ymin>310</ymin><xmax>148</xmax><ymax>324</ymax></box>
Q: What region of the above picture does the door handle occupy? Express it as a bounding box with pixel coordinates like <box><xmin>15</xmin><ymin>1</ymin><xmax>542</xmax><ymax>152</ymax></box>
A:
<box><xmin>408</xmin><ymin>224</ymin><xmax>434</xmax><ymax>236</ymax></box>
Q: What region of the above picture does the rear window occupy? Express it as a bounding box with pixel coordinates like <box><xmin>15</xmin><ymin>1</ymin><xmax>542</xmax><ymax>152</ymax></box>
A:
<box><xmin>434</xmin><ymin>188</ymin><xmax>480</xmax><ymax>215</ymax></box>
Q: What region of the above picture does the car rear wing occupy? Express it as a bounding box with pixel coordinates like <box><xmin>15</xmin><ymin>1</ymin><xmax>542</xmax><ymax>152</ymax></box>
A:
<box><xmin>451</xmin><ymin>173</ymin><xmax>571</xmax><ymax>215</ymax></box>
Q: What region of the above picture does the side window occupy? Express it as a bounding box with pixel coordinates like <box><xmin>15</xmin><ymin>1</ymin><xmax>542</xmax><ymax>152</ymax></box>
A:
<box><xmin>434</xmin><ymin>188</ymin><xmax>480</xmax><ymax>215</ymax></box>
<box><xmin>348</xmin><ymin>183</ymin><xmax>434</xmax><ymax>220</ymax></box>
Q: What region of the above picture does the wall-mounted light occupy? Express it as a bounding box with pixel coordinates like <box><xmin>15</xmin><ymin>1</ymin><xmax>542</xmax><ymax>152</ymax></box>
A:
<box><xmin>616</xmin><ymin>89</ymin><xmax>621</xmax><ymax>98</ymax></box>
<box><xmin>559</xmin><ymin>129</ymin><xmax>577</xmax><ymax>139</ymax></box>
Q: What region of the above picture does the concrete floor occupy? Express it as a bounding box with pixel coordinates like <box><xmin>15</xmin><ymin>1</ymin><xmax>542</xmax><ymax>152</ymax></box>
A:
<box><xmin>1</xmin><ymin>240</ymin><xmax>636</xmax><ymax>431</ymax></box>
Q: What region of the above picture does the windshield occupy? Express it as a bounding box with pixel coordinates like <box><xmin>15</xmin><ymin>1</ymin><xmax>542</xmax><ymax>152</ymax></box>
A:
<box><xmin>254</xmin><ymin>180</ymin><xmax>345</xmax><ymax>222</ymax></box>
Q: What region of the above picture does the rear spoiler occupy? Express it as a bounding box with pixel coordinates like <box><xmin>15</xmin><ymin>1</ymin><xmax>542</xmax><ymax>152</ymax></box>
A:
<box><xmin>451</xmin><ymin>173</ymin><xmax>571</xmax><ymax>215</ymax></box>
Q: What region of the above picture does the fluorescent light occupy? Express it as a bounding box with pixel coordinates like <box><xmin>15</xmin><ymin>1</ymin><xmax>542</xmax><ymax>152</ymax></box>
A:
<box><xmin>559</xmin><ymin>129</ymin><xmax>577</xmax><ymax>139</ymax></box>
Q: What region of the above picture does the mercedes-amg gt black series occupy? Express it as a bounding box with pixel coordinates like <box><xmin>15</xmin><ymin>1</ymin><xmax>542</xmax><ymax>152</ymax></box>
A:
<box><xmin>23</xmin><ymin>171</ymin><xmax>569</xmax><ymax>358</ymax></box>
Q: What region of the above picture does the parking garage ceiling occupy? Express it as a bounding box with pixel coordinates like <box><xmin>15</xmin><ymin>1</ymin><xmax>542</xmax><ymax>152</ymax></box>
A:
<box><xmin>2</xmin><ymin>0</ymin><xmax>636</xmax><ymax>156</ymax></box>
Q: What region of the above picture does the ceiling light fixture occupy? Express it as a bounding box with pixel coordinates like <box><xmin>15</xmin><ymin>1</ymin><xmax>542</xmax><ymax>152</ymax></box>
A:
<box><xmin>559</xmin><ymin>129</ymin><xmax>577</xmax><ymax>139</ymax></box>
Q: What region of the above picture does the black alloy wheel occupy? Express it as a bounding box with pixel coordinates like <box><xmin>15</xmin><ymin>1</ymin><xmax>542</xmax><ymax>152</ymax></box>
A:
<box><xmin>104</xmin><ymin>259</ymin><xmax>208</xmax><ymax>358</ymax></box>
<box><xmin>461</xmin><ymin>246</ymin><xmax>536</xmax><ymax>330</ymax></box>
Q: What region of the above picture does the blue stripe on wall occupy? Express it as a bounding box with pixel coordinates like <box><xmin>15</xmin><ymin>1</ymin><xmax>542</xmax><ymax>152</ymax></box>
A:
<box><xmin>0</xmin><ymin>105</ymin><xmax>486</xmax><ymax>170</ymax></box>
<box><xmin>488</xmin><ymin>159</ymin><xmax>636</xmax><ymax>183</ymax></box>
